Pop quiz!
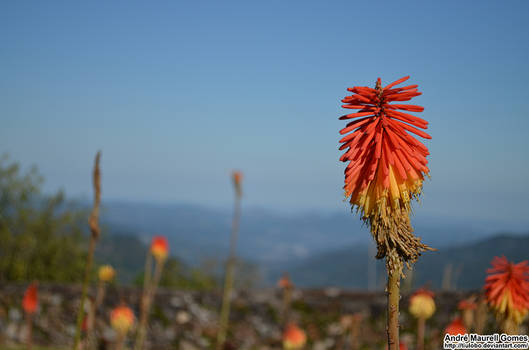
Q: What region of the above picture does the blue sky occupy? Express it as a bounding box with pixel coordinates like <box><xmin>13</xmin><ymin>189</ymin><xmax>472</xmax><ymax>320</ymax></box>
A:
<box><xmin>1</xmin><ymin>1</ymin><xmax>528</xmax><ymax>229</ymax></box>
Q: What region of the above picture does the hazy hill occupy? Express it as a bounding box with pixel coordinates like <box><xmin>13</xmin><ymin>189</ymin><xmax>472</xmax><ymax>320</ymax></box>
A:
<box><xmin>98</xmin><ymin>200</ymin><xmax>517</xmax><ymax>266</ymax></box>
<box><xmin>268</xmin><ymin>234</ymin><xmax>529</xmax><ymax>289</ymax></box>
<box><xmin>94</xmin><ymin>200</ymin><xmax>528</xmax><ymax>288</ymax></box>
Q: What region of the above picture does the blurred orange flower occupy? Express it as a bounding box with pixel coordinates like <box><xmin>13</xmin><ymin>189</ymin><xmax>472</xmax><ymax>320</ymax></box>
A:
<box><xmin>277</xmin><ymin>274</ymin><xmax>293</xmax><ymax>289</ymax></box>
<box><xmin>232</xmin><ymin>170</ymin><xmax>243</xmax><ymax>197</ymax></box>
<box><xmin>283</xmin><ymin>323</ymin><xmax>306</xmax><ymax>349</ymax></box>
<box><xmin>338</xmin><ymin>76</ymin><xmax>431</xmax><ymax>262</ymax></box>
<box><xmin>458</xmin><ymin>298</ymin><xmax>477</xmax><ymax>311</ymax></box>
<box><xmin>110</xmin><ymin>305</ymin><xmax>135</xmax><ymax>335</ymax></box>
<box><xmin>409</xmin><ymin>288</ymin><xmax>435</xmax><ymax>320</ymax></box>
<box><xmin>444</xmin><ymin>318</ymin><xmax>467</xmax><ymax>335</ymax></box>
<box><xmin>150</xmin><ymin>236</ymin><xmax>169</xmax><ymax>262</ymax></box>
<box><xmin>22</xmin><ymin>283</ymin><xmax>38</xmax><ymax>314</ymax></box>
<box><xmin>484</xmin><ymin>256</ymin><xmax>529</xmax><ymax>325</ymax></box>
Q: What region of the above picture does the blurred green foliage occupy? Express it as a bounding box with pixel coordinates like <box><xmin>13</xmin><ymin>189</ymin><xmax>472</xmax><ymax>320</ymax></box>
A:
<box><xmin>0</xmin><ymin>155</ymin><xmax>88</xmax><ymax>282</ymax></box>
<box><xmin>0</xmin><ymin>155</ymin><xmax>223</xmax><ymax>291</ymax></box>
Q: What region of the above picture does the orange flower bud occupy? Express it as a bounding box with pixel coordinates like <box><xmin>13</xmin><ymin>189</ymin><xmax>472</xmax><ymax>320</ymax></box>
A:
<box><xmin>277</xmin><ymin>274</ymin><xmax>293</xmax><ymax>289</ymax></box>
<box><xmin>150</xmin><ymin>236</ymin><xmax>169</xmax><ymax>262</ymax></box>
<box><xmin>283</xmin><ymin>323</ymin><xmax>306</xmax><ymax>349</ymax></box>
<box><xmin>22</xmin><ymin>283</ymin><xmax>38</xmax><ymax>314</ymax></box>
<box><xmin>232</xmin><ymin>170</ymin><xmax>243</xmax><ymax>197</ymax></box>
<box><xmin>110</xmin><ymin>305</ymin><xmax>135</xmax><ymax>335</ymax></box>
<box><xmin>444</xmin><ymin>317</ymin><xmax>467</xmax><ymax>335</ymax></box>
<box><xmin>458</xmin><ymin>298</ymin><xmax>477</xmax><ymax>310</ymax></box>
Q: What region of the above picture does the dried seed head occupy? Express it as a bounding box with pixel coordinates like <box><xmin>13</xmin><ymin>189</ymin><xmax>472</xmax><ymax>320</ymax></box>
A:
<box><xmin>89</xmin><ymin>151</ymin><xmax>101</xmax><ymax>239</ymax></box>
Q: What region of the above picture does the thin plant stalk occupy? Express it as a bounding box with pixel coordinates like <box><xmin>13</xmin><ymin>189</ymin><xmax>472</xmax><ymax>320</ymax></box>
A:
<box><xmin>417</xmin><ymin>317</ymin><xmax>425</xmax><ymax>350</ymax></box>
<box><xmin>26</xmin><ymin>313</ymin><xmax>33</xmax><ymax>350</ymax></box>
<box><xmin>134</xmin><ymin>252</ymin><xmax>152</xmax><ymax>350</ymax></box>
<box><xmin>143</xmin><ymin>253</ymin><xmax>153</xmax><ymax>298</ymax></box>
<box><xmin>501</xmin><ymin>318</ymin><xmax>518</xmax><ymax>335</ymax></box>
<box><xmin>280</xmin><ymin>286</ymin><xmax>292</xmax><ymax>327</ymax></box>
<box><xmin>150</xmin><ymin>258</ymin><xmax>164</xmax><ymax>304</ymax></box>
<box><xmin>87</xmin><ymin>281</ymin><xmax>106</xmax><ymax>349</ymax></box>
<box><xmin>387</xmin><ymin>257</ymin><xmax>402</xmax><ymax>350</ymax></box>
<box><xmin>351</xmin><ymin>327</ymin><xmax>359</xmax><ymax>350</ymax></box>
<box><xmin>73</xmin><ymin>152</ymin><xmax>102</xmax><ymax>350</ymax></box>
<box><xmin>343</xmin><ymin>321</ymin><xmax>360</xmax><ymax>350</ymax></box>
<box><xmin>74</xmin><ymin>234</ymin><xmax>96</xmax><ymax>349</ymax></box>
<box><xmin>115</xmin><ymin>332</ymin><xmax>126</xmax><ymax>350</ymax></box>
<box><xmin>134</xmin><ymin>254</ymin><xmax>164</xmax><ymax>350</ymax></box>
<box><xmin>216</xmin><ymin>189</ymin><xmax>242</xmax><ymax>350</ymax></box>
<box><xmin>474</xmin><ymin>298</ymin><xmax>487</xmax><ymax>334</ymax></box>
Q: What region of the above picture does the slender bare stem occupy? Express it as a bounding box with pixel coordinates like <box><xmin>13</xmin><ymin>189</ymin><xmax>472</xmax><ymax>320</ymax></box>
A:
<box><xmin>73</xmin><ymin>152</ymin><xmax>101</xmax><ymax>350</ymax></box>
<box><xmin>143</xmin><ymin>253</ymin><xmax>153</xmax><ymax>297</ymax></box>
<box><xmin>150</xmin><ymin>259</ymin><xmax>164</xmax><ymax>303</ymax></box>
<box><xmin>417</xmin><ymin>317</ymin><xmax>425</xmax><ymax>350</ymax></box>
<box><xmin>26</xmin><ymin>313</ymin><xmax>33</xmax><ymax>350</ymax></box>
<box><xmin>134</xmin><ymin>255</ymin><xmax>164</xmax><ymax>350</ymax></box>
<box><xmin>115</xmin><ymin>332</ymin><xmax>126</xmax><ymax>350</ymax></box>
<box><xmin>351</xmin><ymin>323</ymin><xmax>360</xmax><ymax>350</ymax></box>
<box><xmin>216</xmin><ymin>193</ymin><xmax>241</xmax><ymax>350</ymax></box>
<box><xmin>280</xmin><ymin>287</ymin><xmax>292</xmax><ymax>327</ymax></box>
<box><xmin>87</xmin><ymin>281</ymin><xmax>106</xmax><ymax>349</ymax></box>
<box><xmin>73</xmin><ymin>236</ymin><xmax>96</xmax><ymax>349</ymax></box>
<box><xmin>386</xmin><ymin>254</ymin><xmax>402</xmax><ymax>350</ymax></box>
<box><xmin>134</xmin><ymin>253</ymin><xmax>152</xmax><ymax>350</ymax></box>
<box><xmin>501</xmin><ymin>318</ymin><xmax>519</xmax><ymax>335</ymax></box>
<box><xmin>135</xmin><ymin>250</ymin><xmax>153</xmax><ymax>348</ymax></box>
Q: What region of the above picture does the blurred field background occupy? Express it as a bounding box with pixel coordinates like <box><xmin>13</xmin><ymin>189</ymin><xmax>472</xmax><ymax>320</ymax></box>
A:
<box><xmin>1</xmin><ymin>0</ymin><xmax>529</xmax><ymax>349</ymax></box>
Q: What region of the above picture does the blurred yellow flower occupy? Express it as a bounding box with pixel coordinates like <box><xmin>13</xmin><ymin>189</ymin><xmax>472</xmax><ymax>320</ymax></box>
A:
<box><xmin>98</xmin><ymin>265</ymin><xmax>116</xmax><ymax>282</ymax></box>
<box><xmin>409</xmin><ymin>288</ymin><xmax>435</xmax><ymax>320</ymax></box>
<box><xmin>110</xmin><ymin>305</ymin><xmax>135</xmax><ymax>335</ymax></box>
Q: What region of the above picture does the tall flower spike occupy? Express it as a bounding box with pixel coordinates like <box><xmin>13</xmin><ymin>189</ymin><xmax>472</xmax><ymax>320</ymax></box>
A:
<box><xmin>484</xmin><ymin>256</ymin><xmax>529</xmax><ymax>327</ymax></box>
<box><xmin>339</xmin><ymin>76</ymin><xmax>432</xmax><ymax>268</ymax></box>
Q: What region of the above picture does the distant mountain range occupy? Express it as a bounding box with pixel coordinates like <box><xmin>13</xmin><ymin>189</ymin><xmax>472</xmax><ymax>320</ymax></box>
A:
<box><xmin>95</xmin><ymin>200</ymin><xmax>528</xmax><ymax>289</ymax></box>
<box><xmin>268</xmin><ymin>234</ymin><xmax>529</xmax><ymax>290</ymax></box>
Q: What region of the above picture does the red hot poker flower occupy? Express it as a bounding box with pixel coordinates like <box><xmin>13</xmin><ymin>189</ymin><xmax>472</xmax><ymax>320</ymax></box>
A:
<box><xmin>283</xmin><ymin>323</ymin><xmax>307</xmax><ymax>349</ymax></box>
<box><xmin>110</xmin><ymin>305</ymin><xmax>135</xmax><ymax>335</ymax></box>
<box><xmin>22</xmin><ymin>283</ymin><xmax>38</xmax><ymax>314</ymax></box>
<box><xmin>339</xmin><ymin>76</ymin><xmax>432</xmax><ymax>264</ymax></box>
<box><xmin>232</xmin><ymin>170</ymin><xmax>243</xmax><ymax>198</ymax></box>
<box><xmin>458</xmin><ymin>299</ymin><xmax>477</xmax><ymax>311</ymax></box>
<box><xmin>277</xmin><ymin>273</ymin><xmax>294</xmax><ymax>289</ymax></box>
<box><xmin>150</xmin><ymin>236</ymin><xmax>169</xmax><ymax>262</ymax></box>
<box><xmin>444</xmin><ymin>318</ymin><xmax>467</xmax><ymax>335</ymax></box>
<box><xmin>484</xmin><ymin>256</ymin><xmax>529</xmax><ymax>325</ymax></box>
